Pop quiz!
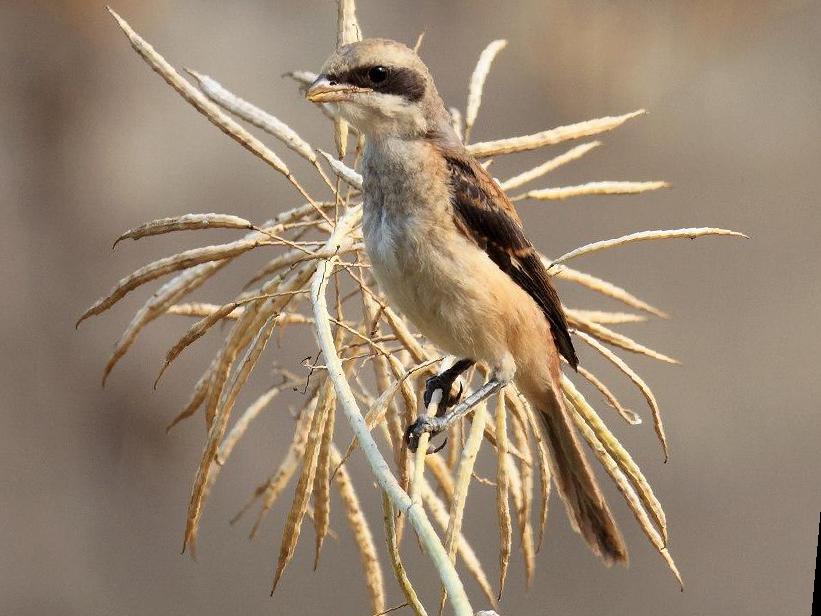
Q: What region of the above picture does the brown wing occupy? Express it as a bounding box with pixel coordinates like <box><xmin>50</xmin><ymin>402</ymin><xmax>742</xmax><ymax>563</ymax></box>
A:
<box><xmin>441</xmin><ymin>148</ymin><xmax>578</xmax><ymax>369</ymax></box>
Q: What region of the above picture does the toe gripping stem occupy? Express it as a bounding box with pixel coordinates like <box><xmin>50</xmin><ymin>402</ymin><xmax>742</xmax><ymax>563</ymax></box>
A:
<box><xmin>406</xmin><ymin>358</ymin><xmax>473</xmax><ymax>453</ymax></box>
<box><xmin>407</xmin><ymin>362</ymin><xmax>507</xmax><ymax>454</ymax></box>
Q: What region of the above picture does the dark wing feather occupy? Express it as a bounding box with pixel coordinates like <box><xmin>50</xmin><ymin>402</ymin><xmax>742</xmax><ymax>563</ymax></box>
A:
<box><xmin>442</xmin><ymin>149</ymin><xmax>579</xmax><ymax>369</ymax></box>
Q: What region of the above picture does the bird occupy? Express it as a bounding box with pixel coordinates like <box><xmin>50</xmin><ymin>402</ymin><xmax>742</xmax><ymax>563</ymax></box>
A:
<box><xmin>306</xmin><ymin>38</ymin><xmax>628</xmax><ymax>565</ymax></box>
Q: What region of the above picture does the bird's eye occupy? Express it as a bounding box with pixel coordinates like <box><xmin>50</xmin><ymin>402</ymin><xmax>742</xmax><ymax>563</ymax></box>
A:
<box><xmin>368</xmin><ymin>66</ymin><xmax>388</xmax><ymax>84</ymax></box>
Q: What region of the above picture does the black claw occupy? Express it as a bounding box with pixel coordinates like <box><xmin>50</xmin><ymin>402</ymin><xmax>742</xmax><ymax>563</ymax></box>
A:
<box><xmin>452</xmin><ymin>381</ymin><xmax>464</xmax><ymax>407</ymax></box>
<box><xmin>422</xmin><ymin>375</ymin><xmax>440</xmax><ymax>408</ymax></box>
<box><xmin>427</xmin><ymin>436</ymin><xmax>448</xmax><ymax>455</ymax></box>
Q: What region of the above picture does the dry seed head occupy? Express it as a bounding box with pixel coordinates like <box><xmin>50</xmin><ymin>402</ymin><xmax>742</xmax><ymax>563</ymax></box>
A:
<box><xmin>331</xmin><ymin>446</ymin><xmax>386</xmax><ymax>614</ymax></box>
<box><xmin>499</xmin><ymin>141</ymin><xmax>602</xmax><ymax>191</ymax></box>
<box><xmin>554</xmin><ymin>263</ymin><xmax>670</xmax><ymax>318</ymax></box>
<box><xmin>574</xmin><ymin>329</ymin><xmax>669</xmax><ymax>459</ymax></box>
<box><xmin>272</xmin><ymin>377</ymin><xmax>333</xmax><ymax>593</ymax></box>
<box><xmin>186</xmin><ymin>70</ymin><xmax>321</xmax><ymax>165</ymax></box>
<box><xmin>382</xmin><ymin>491</ymin><xmax>429</xmax><ymax>616</ymax></box>
<box><xmin>565</xmin><ymin>309</ymin><xmax>648</xmax><ymax>325</ymax></box>
<box><xmin>464</xmin><ymin>39</ymin><xmax>507</xmax><ymax>143</ymax></box>
<box><xmin>493</xmin><ymin>393</ymin><xmax>512</xmax><ymax>599</ymax></box>
<box><xmin>569</xmin><ymin>314</ymin><xmax>681</xmax><ymax>365</ymax></box>
<box><xmin>577</xmin><ymin>364</ymin><xmax>642</xmax><ymax>425</ymax></box>
<box><xmin>561</xmin><ymin>374</ymin><xmax>667</xmax><ymax>540</ymax></box>
<box><xmin>249</xmin><ymin>395</ymin><xmax>317</xmax><ymax>537</ymax></box>
<box><xmin>513</xmin><ymin>180</ymin><xmax>668</xmax><ymax>202</ymax></box>
<box><xmin>467</xmin><ymin>110</ymin><xmax>646</xmax><ymax>157</ymax></box>
<box><xmin>552</xmin><ymin>227</ymin><xmax>748</xmax><ymax>267</ymax></box>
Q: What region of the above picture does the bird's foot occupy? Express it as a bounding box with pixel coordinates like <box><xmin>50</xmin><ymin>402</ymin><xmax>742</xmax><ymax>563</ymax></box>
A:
<box><xmin>405</xmin><ymin>415</ymin><xmax>447</xmax><ymax>453</ymax></box>
<box><xmin>408</xmin><ymin>358</ymin><xmax>474</xmax><ymax>453</ymax></box>
<box><xmin>423</xmin><ymin>375</ymin><xmax>464</xmax><ymax>415</ymax></box>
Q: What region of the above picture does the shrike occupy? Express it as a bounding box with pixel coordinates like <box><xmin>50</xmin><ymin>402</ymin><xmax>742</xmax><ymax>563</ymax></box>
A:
<box><xmin>307</xmin><ymin>39</ymin><xmax>627</xmax><ymax>564</ymax></box>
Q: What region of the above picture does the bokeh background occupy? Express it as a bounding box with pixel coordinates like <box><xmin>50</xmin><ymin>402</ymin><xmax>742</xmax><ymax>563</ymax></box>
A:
<box><xmin>2</xmin><ymin>1</ymin><xmax>819</xmax><ymax>614</ymax></box>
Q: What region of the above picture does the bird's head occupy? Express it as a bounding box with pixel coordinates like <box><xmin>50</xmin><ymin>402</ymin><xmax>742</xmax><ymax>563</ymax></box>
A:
<box><xmin>306</xmin><ymin>38</ymin><xmax>455</xmax><ymax>141</ymax></box>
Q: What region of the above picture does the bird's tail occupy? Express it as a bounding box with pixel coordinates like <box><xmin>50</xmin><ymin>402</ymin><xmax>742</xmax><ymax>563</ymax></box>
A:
<box><xmin>517</xmin><ymin>360</ymin><xmax>628</xmax><ymax>565</ymax></box>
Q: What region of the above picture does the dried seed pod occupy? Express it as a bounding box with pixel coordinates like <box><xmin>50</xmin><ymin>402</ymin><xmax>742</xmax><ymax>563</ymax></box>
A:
<box><xmin>565</xmin><ymin>309</ymin><xmax>647</xmax><ymax>325</ymax></box>
<box><xmin>313</xmin><ymin>384</ymin><xmax>337</xmax><ymax>569</ymax></box>
<box><xmin>413</xmin><ymin>31</ymin><xmax>426</xmax><ymax>53</ymax></box>
<box><xmin>334</xmin><ymin>0</ymin><xmax>361</xmax><ymax>159</ymax></box>
<box><xmin>381</xmin><ymin>306</ymin><xmax>428</xmax><ymax>363</ymax></box>
<box><xmin>494</xmin><ymin>393</ymin><xmax>512</xmax><ymax>599</ymax></box>
<box><xmin>165</xmin><ymin>302</ymin><xmax>243</xmax><ymax>319</ymax></box>
<box><xmin>562</xmin><ymin>376</ymin><xmax>667</xmax><ymax>540</ymax></box>
<box><xmin>551</xmin><ymin>227</ymin><xmax>748</xmax><ymax>267</ymax></box>
<box><xmin>449</xmin><ymin>107</ymin><xmax>464</xmax><ymax>142</ymax></box>
<box><xmin>362</xmin><ymin>293</ymin><xmax>408</xmax><ymax>491</ymax></box>
<box><xmin>78</xmin><ymin>237</ymin><xmax>272</xmax><ymax>326</ymax></box>
<box><xmin>107</xmin><ymin>8</ymin><xmax>323</xmax><ymax>212</ymax></box>
<box><xmin>113</xmin><ymin>213</ymin><xmax>253</xmax><ymax>247</ymax></box>
<box><xmin>515</xmin><ymin>392</ymin><xmax>552</xmax><ymax>552</ymax></box>
<box><xmin>155</xmin><ymin>296</ymin><xmax>265</xmax><ymax>388</ymax></box>
<box><xmin>381</xmin><ymin>491</ymin><xmax>428</xmax><ymax>616</ymax></box>
<box><xmin>217</xmin><ymin>383</ymin><xmax>288</xmax><ymax>465</ymax></box>
<box><xmin>506</xmin><ymin>453</ymin><xmax>535</xmax><ymax>586</ymax></box>
<box><xmin>249</xmin><ymin>392</ymin><xmax>318</xmax><ymax>537</ymax></box>
<box><xmin>500</xmin><ymin>141</ymin><xmax>601</xmax><ymax>191</ymax></box>
<box><xmin>467</xmin><ymin>110</ymin><xmax>645</xmax><ymax>157</ymax></box>
<box><xmin>318</xmin><ymin>150</ymin><xmax>363</xmax><ymax>189</ymax></box>
<box><xmin>337</xmin><ymin>0</ymin><xmax>361</xmax><ymax>50</ymax></box>
<box><xmin>186</xmin><ymin>71</ymin><xmax>320</xmax><ymax>165</ymax></box>
<box><xmin>574</xmin><ymin>330</ymin><xmax>669</xmax><ymax>460</ymax></box>
<box><xmin>514</xmin><ymin>180</ymin><xmax>668</xmax><ymax>202</ymax></box>
<box><xmin>245</xmin><ymin>246</ymin><xmax>319</xmax><ymax>289</ymax></box>
<box><xmin>509</xmin><ymin>403</ymin><xmax>535</xmax><ymax>586</ymax></box>
<box><xmin>331</xmin><ymin>446</ymin><xmax>386</xmax><ymax>615</ymax></box>
<box><xmin>272</xmin><ymin>377</ymin><xmax>333</xmax><ymax>592</ymax></box>
<box><xmin>569</xmin><ymin>315</ymin><xmax>681</xmax><ymax>365</ymax></box>
<box><xmin>286</xmin><ymin>70</ymin><xmax>319</xmax><ymax>87</ymax></box>
<box><xmin>102</xmin><ymin>261</ymin><xmax>227</xmax><ymax>385</ymax></box>
<box><xmin>425</xmin><ymin>453</ymin><xmax>455</xmax><ymax>506</ymax></box>
<box><xmin>464</xmin><ymin>39</ymin><xmax>507</xmax><ymax>143</ymax></box>
<box><xmin>563</xmin><ymin>383</ymin><xmax>682</xmax><ymax>589</ymax></box>
<box><xmin>554</xmin><ymin>263</ymin><xmax>669</xmax><ymax>318</ymax></box>
<box><xmin>285</xmin><ymin>70</ymin><xmax>340</xmax><ymax>122</ymax></box>
<box><xmin>337</xmin><ymin>377</ymin><xmax>404</xmax><ymax>472</ymax></box>
<box><xmin>166</xmin><ymin>361</ymin><xmax>216</xmax><ymax>432</ymax></box>
<box><xmin>577</xmin><ymin>365</ymin><xmax>642</xmax><ymax>425</ymax></box>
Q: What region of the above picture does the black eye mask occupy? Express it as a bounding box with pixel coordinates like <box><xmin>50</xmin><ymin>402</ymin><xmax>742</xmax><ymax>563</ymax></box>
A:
<box><xmin>327</xmin><ymin>65</ymin><xmax>426</xmax><ymax>102</ymax></box>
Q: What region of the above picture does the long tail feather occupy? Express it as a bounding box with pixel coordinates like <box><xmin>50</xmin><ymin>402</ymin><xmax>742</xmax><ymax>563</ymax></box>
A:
<box><xmin>519</xmin><ymin>361</ymin><xmax>628</xmax><ymax>565</ymax></box>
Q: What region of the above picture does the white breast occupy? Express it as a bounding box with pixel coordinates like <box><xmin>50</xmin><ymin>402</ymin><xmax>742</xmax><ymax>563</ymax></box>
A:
<box><xmin>361</xmin><ymin>137</ymin><xmax>523</xmax><ymax>363</ymax></box>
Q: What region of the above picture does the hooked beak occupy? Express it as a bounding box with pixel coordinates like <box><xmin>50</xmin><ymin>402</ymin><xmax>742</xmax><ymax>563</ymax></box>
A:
<box><xmin>305</xmin><ymin>75</ymin><xmax>371</xmax><ymax>103</ymax></box>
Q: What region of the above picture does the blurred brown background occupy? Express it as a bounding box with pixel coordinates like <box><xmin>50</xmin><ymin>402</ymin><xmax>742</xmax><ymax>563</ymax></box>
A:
<box><xmin>1</xmin><ymin>1</ymin><xmax>819</xmax><ymax>614</ymax></box>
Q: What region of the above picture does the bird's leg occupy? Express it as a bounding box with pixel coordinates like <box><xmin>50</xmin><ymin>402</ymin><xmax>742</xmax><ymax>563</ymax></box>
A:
<box><xmin>406</xmin><ymin>359</ymin><xmax>514</xmax><ymax>453</ymax></box>
<box><xmin>423</xmin><ymin>357</ymin><xmax>474</xmax><ymax>415</ymax></box>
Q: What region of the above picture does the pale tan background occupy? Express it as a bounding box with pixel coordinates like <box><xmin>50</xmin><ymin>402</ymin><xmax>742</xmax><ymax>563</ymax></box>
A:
<box><xmin>1</xmin><ymin>1</ymin><xmax>819</xmax><ymax>614</ymax></box>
